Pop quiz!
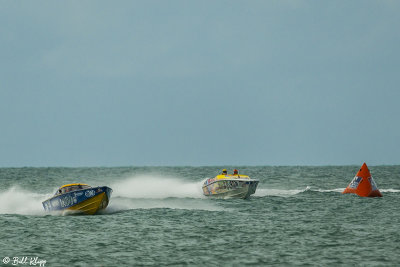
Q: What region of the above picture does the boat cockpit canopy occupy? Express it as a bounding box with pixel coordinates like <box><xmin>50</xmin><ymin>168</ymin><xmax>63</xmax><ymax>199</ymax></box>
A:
<box><xmin>55</xmin><ymin>183</ymin><xmax>91</xmax><ymax>195</ymax></box>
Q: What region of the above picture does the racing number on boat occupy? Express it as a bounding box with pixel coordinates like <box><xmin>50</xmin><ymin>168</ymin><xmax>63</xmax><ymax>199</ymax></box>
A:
<box><xmin>224</xmin><ymin>180</ymin><xmax>239</xmax><ymax>189</ymax></box>
<box><xmin>60</xmin><ymin>195</ymin><xmax>74</xmax><ymax>208</ymax></box>
<box><xmin>85</xmin><ymin>190</ymin><xmax>96</xmax><ymax>197</ymax></box>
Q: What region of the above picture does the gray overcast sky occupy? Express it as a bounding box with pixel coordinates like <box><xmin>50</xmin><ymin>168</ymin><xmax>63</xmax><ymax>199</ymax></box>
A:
<box><xmin>1</xmin><ymin>0</ymin><xmax>399</xmax><ymax>167</ymax></box>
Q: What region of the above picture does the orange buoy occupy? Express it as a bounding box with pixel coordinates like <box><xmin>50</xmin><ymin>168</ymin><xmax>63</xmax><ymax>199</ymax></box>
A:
<box><xmin>342</xmin><ymin>163</ymin><xmax>382</xmax><ymax>197</ymax></box>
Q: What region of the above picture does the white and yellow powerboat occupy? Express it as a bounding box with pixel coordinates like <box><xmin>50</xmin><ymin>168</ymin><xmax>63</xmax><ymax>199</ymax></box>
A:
<box><xmin>202</xmin><ymin>172</ymin><xmax>259</xmax><ymax>199</ymax></box>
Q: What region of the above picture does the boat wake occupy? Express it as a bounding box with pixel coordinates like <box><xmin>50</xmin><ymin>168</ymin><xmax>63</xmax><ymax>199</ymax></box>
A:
<box><xmin>380</xmin><ymin>189</ymin><xmax>400</xmax><ymax>193</ymax></box>
<box><xmin>1</xmin><ymin>179</ymin><xmax>399</xmax><ymax>215</ymax></box>
<box><xmin>104</xmin><ymin>175</ymin><xmax>222</xmax><ymax>212</ymax></box>
<box><xmin>0</xmin><ymin>176</ymin><xmax>218</xmax><ymax>215</ymax></box>
<box><xmin>255</xmin><ymin>187</ymin><xmax>400</xmax><ymax>197</ymax></box>
<box><xmin>0</xmin><ymin>186</ymin><xmax>51</xmax><ymax>215</ymax></box>
<box><xmin>254</xmin><ymin>186</ymin><xmax>312</xmax><ymax>197</ymax></box>
<box><xmin>311</xmin><ymin>188</ymin><xmax>400</xmax><ymax>193</ymax></box>
<box><xmin>110</xmin><ymin>175</ymin><xmax>204</xmax><ymax>199</ymax></box>
<box><xmin>312</xmin><ymin>188</ymin><xmax>346</xmax><ymax>193</ymax></box>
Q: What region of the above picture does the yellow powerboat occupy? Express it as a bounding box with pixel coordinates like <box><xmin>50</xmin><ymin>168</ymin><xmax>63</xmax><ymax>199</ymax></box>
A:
<box><xmin>202</xmin><ymin>173</ymin><xmax>259</xmax><ymax>199</ymax></box>
<box><xmin>42</xmin><ymin>183</ymin><xmax>112</xmax><ymax>215</ymax></box>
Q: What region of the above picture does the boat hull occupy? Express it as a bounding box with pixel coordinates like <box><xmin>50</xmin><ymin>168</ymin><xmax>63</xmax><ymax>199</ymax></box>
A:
<box><xmin>42</xmin><ymin>186</ymin><xmax>112</xmax><ymax>215</ymax></box>
<box><xmin>202</xmin><ymin>179</ymin><xmax>259</xmax><ymax>199</ymax></box>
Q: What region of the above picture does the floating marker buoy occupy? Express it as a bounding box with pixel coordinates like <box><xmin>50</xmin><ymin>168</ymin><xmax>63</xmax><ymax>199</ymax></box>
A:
<box><xmin>342</xmin><ymin>162</ymin><xmax>382</xmax><ymax>197</ymax></box>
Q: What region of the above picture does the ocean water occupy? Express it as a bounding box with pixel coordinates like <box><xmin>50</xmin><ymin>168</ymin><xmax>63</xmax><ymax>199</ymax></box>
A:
<box><xmin>0</xmin><ymin>166</ymin><xmax>399</xmax><ymax>266</ymax></box>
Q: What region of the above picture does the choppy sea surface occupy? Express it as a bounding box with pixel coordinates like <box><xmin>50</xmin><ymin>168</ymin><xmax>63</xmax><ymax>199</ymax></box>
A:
<box><xmin>0</xmin><ymin>166</ymin><xmax>399</xmax><ymax>266</ymax></box>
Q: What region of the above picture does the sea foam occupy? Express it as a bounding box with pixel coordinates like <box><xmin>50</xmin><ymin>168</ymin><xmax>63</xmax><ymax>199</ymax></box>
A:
<box><xmin>0</xmin><ymin>186</ymin><xmax>50</xmax><ymax>215</ymax></box>
<box><xmin>110</xmin><ymin>175</ymin><xmax>205</xmax><ymax>199</ymax></box>
<box><xmin>104</xmin><ymin>175</ymin><xmax>223</xmax><ymax>212</ymax></box>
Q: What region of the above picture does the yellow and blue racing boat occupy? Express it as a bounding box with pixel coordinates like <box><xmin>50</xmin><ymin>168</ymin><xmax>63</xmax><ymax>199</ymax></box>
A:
<box><xmin>42</xmin><ymin>183</ymin><xmax>112</xmax><ymax>215</ymax></box>
<box><xmin>202</xmin><ymin>173</ymin><xmax>259</xmax><ymax>199</ymax></box>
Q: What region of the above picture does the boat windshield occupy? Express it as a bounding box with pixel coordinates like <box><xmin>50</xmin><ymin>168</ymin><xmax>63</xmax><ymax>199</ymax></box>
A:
<box><xmin>55</xmin><ymin>184</ymin><xmax>91</xmax><ymax>195</ymax></box>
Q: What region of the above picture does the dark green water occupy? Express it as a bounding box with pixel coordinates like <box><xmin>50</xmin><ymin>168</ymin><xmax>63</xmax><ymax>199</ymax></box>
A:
<box><xmin>1</xmin><ymin>166</ymin><xmax>399</xmax><ymax>266</ymax></box>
